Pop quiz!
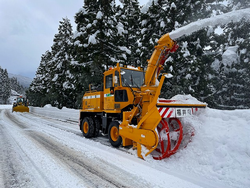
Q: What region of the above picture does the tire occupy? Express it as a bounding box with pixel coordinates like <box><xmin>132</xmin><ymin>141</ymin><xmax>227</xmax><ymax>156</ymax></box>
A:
<box><xmin>81</xmin><ymin>117</ymin><xmax>95</xmax><ymax>138</ymax></box>
<box><xmin>108</xmin><ymin>121</ymin><xmax>122</xmax><ymax>147</ymax></box>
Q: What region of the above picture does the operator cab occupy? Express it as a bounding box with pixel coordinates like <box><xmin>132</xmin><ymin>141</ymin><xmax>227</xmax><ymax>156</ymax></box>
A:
<box><xmin>103</xmin><ymin>64</ymin><xmax>144</xmax><ymax>111</ymax></box>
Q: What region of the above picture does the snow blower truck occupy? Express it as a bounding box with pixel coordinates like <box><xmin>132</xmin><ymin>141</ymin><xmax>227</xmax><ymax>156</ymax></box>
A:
<box><xmin>12</xmin><ymin>96</ymin><xmax>29</xmax><ymax>113</ymax></box>
<box><xmin>79</xmin><ymin>33</ymin><xmax>206</xmax><ymax>160</ymax></box>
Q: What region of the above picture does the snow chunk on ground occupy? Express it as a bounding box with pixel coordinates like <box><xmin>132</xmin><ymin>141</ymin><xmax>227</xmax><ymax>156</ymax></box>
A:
<box><xmin>43</xmin><ymin>104</ymin><xmax>53</xmax><ymax>108</ymax></box>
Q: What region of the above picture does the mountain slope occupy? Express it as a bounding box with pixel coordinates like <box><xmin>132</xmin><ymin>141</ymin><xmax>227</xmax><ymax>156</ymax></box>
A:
<box><xmin>9</xmin><ymin>73</ymin><xmax>32</xmax><ymax>88</ymax></box>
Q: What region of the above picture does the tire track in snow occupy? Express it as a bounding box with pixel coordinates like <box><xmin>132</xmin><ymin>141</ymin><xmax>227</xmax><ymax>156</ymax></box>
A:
<box><xmin>2</xmin><ymin>110</ymin><xmax>150</xmax><ymax>188</ymax></box>
<box><xmin>27</xmin><ymin>132</ymin><xmax>129</xmax><ymax>188</ymax></box>
<box><xmin>19</xmin><ymin>111</ymin><xmax>134</xmax><ymax>154</ymax></box>
<box><xmin>0</xmin><ymin>110</ymin><xmax>52</xmax><ymax>188</ymax></box>
<box><xmin>4</xmin><ymin>110</ymin><xmax>28</xmax><ymax>129</ymax></box>
<box><xmin>0</xmin><ymin>113</ymin><xmax>25</xmax><ymax>188</ymax></box>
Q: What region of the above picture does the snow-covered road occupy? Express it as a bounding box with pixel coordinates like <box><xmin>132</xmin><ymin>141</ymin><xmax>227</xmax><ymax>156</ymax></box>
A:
<box><xmin>0</xmin><ymin>108</ymin><xmax>152</xmax><ymax>188</ymax></box>
<box><xmin>1</xmin><ymin>104</ymin><xmax>249</xmax><ymax>188</ymax></box>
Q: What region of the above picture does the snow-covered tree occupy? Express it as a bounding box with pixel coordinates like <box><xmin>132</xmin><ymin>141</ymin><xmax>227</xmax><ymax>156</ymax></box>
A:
<box><xmin>115</xmin><ymin>0</ymin><xmax>141</xmax><ymax>66</ymax></box>
<box><xmin>210</xmin><ymin>18</ymin><xmax>250</xmax><ymax>109</ymax></box>
<box><xmin>27</xmin><ymin>50</ymin><xmax>53</xmax><ymax>106</ymax></box>
<box><xmin>74</xmin><ymin>0</ymin><xmax>119</xmax><ymax>88</ymax></box>
<box><xmin>0</xmin><ymin>67</ymin><xmax>11</xmax><ymax>104</ymax></box>
<box><xmin>49</xmin><ymin>17</ymin><xmax>74</xmax><ymax>109</ymax></box>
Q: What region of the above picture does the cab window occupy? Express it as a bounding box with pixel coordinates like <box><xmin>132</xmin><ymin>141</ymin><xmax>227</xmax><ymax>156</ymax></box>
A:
<box><xmin>105</xmin><ymin>74</ymin><xmax>113</xmax><ymax>88</ymax></box>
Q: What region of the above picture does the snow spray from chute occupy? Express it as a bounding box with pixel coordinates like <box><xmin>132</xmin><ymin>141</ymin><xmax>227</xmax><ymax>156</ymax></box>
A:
<box><xmin>169</xmin><ymin>8</ymin><xmax>250</xmax><ymax>40</ymax></box>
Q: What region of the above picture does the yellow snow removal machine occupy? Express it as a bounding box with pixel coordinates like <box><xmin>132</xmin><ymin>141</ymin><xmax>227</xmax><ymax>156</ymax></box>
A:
<box><xmin>79</xmin><ymin>33</ymin><xmax>206</xmax><ymax>160</ymax></box>
<box><xmin>12</xmin><ymin>96</ymin><xmax>29</xmax><ymax>112</ymax></box>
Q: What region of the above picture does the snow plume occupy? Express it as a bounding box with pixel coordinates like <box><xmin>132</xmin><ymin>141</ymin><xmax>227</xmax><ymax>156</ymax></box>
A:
<box><xmin>170</xmin><ymin>8</ymin><xmax>250</xmax><ymax>40</ymax></box>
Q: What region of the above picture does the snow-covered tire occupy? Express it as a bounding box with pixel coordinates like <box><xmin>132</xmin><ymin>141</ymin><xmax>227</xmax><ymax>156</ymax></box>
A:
<box><xmin>108</xmin><ymin>121</ymin><xmax>122</xmax><ymax>147</ymax></box>
<box><xmin>81</xmin><ymin>117</ymin><xmax>95</xmax><ymax>138</ymax></box>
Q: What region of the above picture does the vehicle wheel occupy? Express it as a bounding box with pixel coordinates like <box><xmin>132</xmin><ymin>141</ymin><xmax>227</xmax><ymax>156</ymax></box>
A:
<box><xmin>108</xmin><ymin>121</ymin><xmax>122</xmax><ymax>147</ymax></box>
<box><xmin>81</xmin><ymin>117</ymin><xmax>95</xmax><ymax>138</ymax></box>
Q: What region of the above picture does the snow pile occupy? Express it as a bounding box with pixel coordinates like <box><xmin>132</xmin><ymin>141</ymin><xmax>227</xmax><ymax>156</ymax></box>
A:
<box><xmin>159</xmin><ymin>94</ymin><xmax>207</xmax><ymax>105</ymax></box>
<box><xmin>170</xmin><ymin>8</ymin><xmax>250</xmax><ymax>40</ymax></box>
<box><xmin>168</xmin><ymin>108</ymin><xmax>250</xmax><ymax>188</ymax></box>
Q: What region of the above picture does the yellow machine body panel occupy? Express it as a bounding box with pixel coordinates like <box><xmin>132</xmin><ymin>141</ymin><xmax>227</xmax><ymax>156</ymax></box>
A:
<box><xmin>82</xmin><ymin>91</ymin><xmax>103</xmax><ymax>112</ymax></box>
<box><xmin>12</xmin><ymin>105</ymin><xmax>29</xmax><ymax>112</ymax></box>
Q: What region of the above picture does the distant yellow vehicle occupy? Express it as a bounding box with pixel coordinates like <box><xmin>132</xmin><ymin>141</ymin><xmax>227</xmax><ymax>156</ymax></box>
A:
<box><xmin>12</xmin><ymin>96</ymin><xmax>29</xmax><ymax>112</ymax></box>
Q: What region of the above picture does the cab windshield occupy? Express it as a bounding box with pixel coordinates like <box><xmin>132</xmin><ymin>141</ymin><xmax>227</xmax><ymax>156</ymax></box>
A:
<box><xmin>120</xmin><ymin>68</ymin><xmax>144</xmax><ymax>87</ymax></box>
<box><xmin>17</xmin><ymin>98</ymin><xmax>24</xmax><ymax>103</ymax></box>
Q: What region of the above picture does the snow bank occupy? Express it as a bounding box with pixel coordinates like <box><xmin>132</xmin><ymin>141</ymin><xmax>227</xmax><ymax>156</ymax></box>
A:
<box><xmin>169</xmin><ymin>108</ymin><xmax>250</xmax><ymax>188</ymax></box>
<box><xmin>170</xmin><ymin>8</ymin><xmax>250</xmax><ymax>40</ymax></box>
<box><xmin>0</xmin><ymin>105</ymin><xmax>12</xmax><ymax>109</ymax></box>
<box><xmin>29</xmin><ymin>105</ymin><xmax>79</xmax><ymax>121</ymax></box>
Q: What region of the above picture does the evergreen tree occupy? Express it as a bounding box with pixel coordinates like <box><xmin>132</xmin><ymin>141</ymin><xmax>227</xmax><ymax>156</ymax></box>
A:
<box><xmin>74</xmin><ymin>0</ymin><xmax>119</xmax><ymax>87</ymax></box>
<box><xmin>49</xmin><ymin>17</ymin><xmax>74</xmax><ymax>109</ymax></box>
<box><xmin>140</xmin><ymin>0</ymin><xmax>166</xmax><ymax>66</ymax></box>
<box><xmin>27</xmin><ymin>50</ymin><xmax>53</xmax><ymax>106</ymax></box>
<box><xmin>116</xmin><ymin>0</ymin><xmax>141</xmax><ymax>66</ymax></box>
<box><xmin>211</xmin><ymin>18</ymin><xmax>250</xmax><ymax>109</ymax></box>
<box><xmin>228</xmin><ymin>0</ymin><xmax>250</xmax><ymax>10</ymax></box>
<box><xmin>0</xmin><ymin>67</ymin><xmax>11</xmax><ymax>104</ymax></box>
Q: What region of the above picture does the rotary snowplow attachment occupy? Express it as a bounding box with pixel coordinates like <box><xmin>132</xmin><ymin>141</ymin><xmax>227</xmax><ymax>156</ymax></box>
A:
<box><xmin>119</xmin><ymin>98</ymin><xmax>206</xmax><ymax>160</ymax></box>
<box><xmin>152</xmin><ymin>118</ymin><xmax>183</xmax><ymax>160</ymax></box>
<box><xmin>12</xmin><ymin>96</ymin><xmax>29</xmax><ymax>113</ymax></box>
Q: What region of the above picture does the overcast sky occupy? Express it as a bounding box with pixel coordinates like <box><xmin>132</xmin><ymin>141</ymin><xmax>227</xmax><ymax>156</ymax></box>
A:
<box><xmin>0</xmin><ymin>0</ymin><xmax>149</xmax><ymax>78</ymax></box>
